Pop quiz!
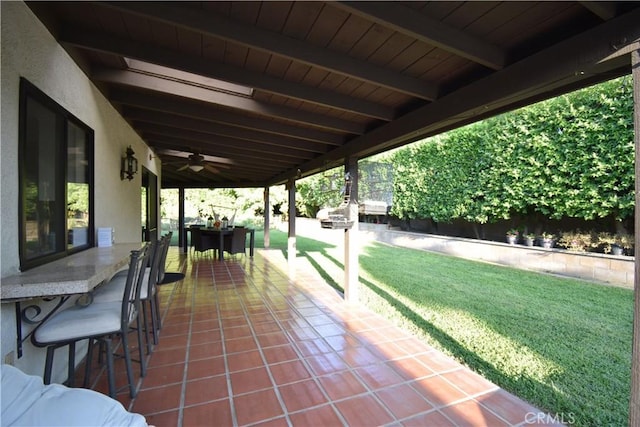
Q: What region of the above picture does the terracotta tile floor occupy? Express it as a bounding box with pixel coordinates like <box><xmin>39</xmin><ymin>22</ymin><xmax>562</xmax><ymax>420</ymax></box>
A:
<box><xmin>84</xmin><ymin>248</ymin><xmax>553</xmax><ymax>426</ymax></box>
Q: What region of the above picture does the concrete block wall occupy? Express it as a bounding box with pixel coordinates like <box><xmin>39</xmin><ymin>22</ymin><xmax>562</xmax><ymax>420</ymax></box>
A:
<box><xmin>360</xmin><ymin>224</ymin><xmax>634</xmax><ymax>288</ymax></box>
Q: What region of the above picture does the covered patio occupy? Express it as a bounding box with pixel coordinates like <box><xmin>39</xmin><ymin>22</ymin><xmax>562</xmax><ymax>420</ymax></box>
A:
<box><xmin>2</xmin><ymin>1</ymin><xmax>640</xmax><ymax>425</ymax></box>
<box><xmin>88</xmin><ymin>247</ymin><xmax>547</xmax><ymax>426</ymax></box>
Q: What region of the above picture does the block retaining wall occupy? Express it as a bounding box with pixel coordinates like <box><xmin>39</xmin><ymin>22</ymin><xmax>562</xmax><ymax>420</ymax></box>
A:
<box><xmin>359</xmin><ymin>223</ymin><xmax>634</xmax><ymax>289</ymax></box>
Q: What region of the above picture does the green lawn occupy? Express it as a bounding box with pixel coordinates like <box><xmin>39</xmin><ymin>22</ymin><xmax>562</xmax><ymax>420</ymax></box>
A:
<box><xmin>256</xmin><ymin>230</ymin><xmax>633</xmax><ymax>426</ymax></box>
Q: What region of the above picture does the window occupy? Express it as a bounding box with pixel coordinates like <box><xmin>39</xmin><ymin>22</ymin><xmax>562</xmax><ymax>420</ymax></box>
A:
<box><xmin>141</xmin><ymin>167</ymin><xmax>158</xmax><ymax>242</ymax></box>
<box><xmin>19</xmin><ymin>78</ymin><xmax>94</xmax><ymax>270</ymax></box>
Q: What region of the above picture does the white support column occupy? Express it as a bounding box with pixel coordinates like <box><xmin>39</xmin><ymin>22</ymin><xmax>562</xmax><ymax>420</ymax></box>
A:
<box><xmin>344</xmin><ymin>158</ymin><xmax>359</xmax><ymax>303</ymax></box>
<box><xmin>629</xmin><ymin>46</ymin><xmax>640</xmax><ymax>427</ymax></box>
<box><xmin>263</xmin><ymin>187</ymin><xmax>270</xmax><ymax>249</ymax></box>
<box><xmin>287</xmin><ymin>179</ymin><xmax>297</xmax><ymax>277</ymax></box>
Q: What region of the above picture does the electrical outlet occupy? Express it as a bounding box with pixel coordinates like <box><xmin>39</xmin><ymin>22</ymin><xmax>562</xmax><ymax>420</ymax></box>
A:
<box><xmin>4</xmin><ymin>351</ymin><xmax>15</xmax><ymax>365</ymax></box>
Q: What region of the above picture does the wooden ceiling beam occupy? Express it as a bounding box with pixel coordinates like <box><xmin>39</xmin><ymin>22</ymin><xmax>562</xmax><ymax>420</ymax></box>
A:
<box><xmin>100</xmin><ymin>1</ymin><xmax>438</xmax><ymax>100</ymax></box>
<box><xmin>579</xmin><ymin>1</ymin><xmax>619</xmax><ymax>21</ymax></box>
<box><xmin>109</xmin><ymin>89</ymin><xmax>346</xmax><ymax>146</ymax></box>
<box><xmin>162</xmin><ymin>178</ymin><xmax>269</xmax><ymax>189</ymax></box>
<box><xmin>270</xmin><ymin>7</ymin><xmax>640</xmax><ymax>185</ymax></box>
<box><xmin>161</xmin><ymin>156</ymin><xmax>276</xmax><ymax>176</ymax></box>
<box><xmin>159</xmin><ymin>154</ymin><xmax>273</xmax><ymax>174</ymax></box>
<box><xmin>161</xmin><ymin>169</ymin><xmax>265</xmax><ymax>188</ymax></box>
<box><xmin>124</xmin><ymin>107</ymin><xmax>331</xmax><ymax>154</ymax></box>
<box><xmin>160</xmin><ymin>168</ymin><xmax>214</xmax><ymax>185</ymax></box>
<box><xmin>59</xmin><ymin>27</ymin><xmax>395</xmax><ymax>121</ymax></box>
<box><xmin>336</xmin><ymin>1</ymin><xmax>506</xmax><ymax>70</ymax></box>
<box><xmin>140</xmin><ymin>127</ymin><xmax>316</xmax><ymax>161</ymax></box>
<box><xmin>93</xmin><ymin>68</ymin><xmax>365</xmax><ymax>134</ymax></box>
<box><xmin>179</xmin><ymin>165</ymin><xmax>264</xmax><ymax>180</ymax></box>
<box><xmin>153</xmin><ymin>144</ymin><xmax>292</xmax><ymax>174</ymax></box>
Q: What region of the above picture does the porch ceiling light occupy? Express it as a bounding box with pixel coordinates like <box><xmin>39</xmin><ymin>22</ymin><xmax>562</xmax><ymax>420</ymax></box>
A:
<box><xmin>188</xmin><ymin>164</ymin><xmax>204</xmax><ymax>172</ymax></box>
<box><xmin>120</xmin><ymin>145</ymin><xmax>138</xmax><ymax>181</ymax></box>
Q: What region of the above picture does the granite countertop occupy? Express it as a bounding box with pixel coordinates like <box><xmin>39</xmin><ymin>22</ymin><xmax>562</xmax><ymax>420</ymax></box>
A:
<box><xmin>1</xmin><ymin>243</ymin><xmax>143</xmax><ymax>302</ymax></box>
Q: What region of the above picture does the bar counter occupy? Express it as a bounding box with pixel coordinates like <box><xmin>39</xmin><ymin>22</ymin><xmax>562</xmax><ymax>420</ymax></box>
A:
<box><xmin>1</xmin><ymin>243</ymin><xmax>142</xmax><ymax>302</ymax></box>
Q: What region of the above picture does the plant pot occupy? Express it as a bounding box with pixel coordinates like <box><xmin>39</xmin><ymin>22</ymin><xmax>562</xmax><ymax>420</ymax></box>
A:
<box><xmin>611</xmin><ymin>244</ymin><xmax>624</xmax><ymax>256</ymax></box>
<box><xmin>524</xmin><ymin>237</ymin><xmax>534</xmax><ymax>247</ymax></box>
<box><xmin>542</xmin><ymin>238</ymin><xmax>553</xmax><ymax>249</ymax></box>
<box><xmin>506</xmin><ymin>235</ymin><xmax>517</xmax><ymax>245</ymax></box>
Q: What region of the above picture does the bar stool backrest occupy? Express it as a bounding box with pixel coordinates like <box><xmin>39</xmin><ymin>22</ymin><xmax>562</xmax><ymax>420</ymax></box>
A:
<box><xmin>157</xmin><ymin>232</ymin><xmax>172</xmax><ymax>284</ymax></box>
<box><xmin>122</xmin><ymin>244</ymin><xmax>150</xmax><ymax>329</ymax></box>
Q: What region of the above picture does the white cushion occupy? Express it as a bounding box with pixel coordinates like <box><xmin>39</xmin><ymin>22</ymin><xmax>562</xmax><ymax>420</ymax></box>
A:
<box><xmin>93</xmin><ymin>268</ymin><xmax>152</xmax><ymax>303</ymax></box>
<box><xmin>91</xmin><ymin>280</ymin><xmax>125</xmax><ymax>303</ymax></box>
<box><xmin>33</xmin><ymin>301</ymin><xmax>127</xmax><ymax>344</ymax></box>
<box><xmin>1</xmin><ymin>364</ymin><xmax>148</xmax><ymax>426</ymax></box>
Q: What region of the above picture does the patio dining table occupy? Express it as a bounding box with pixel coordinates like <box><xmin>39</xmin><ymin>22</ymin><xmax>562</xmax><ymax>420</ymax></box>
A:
<box><xmin>183</xmin><ymin>227</ymin><xmax>255</xmax><ymax>260</ymax></box>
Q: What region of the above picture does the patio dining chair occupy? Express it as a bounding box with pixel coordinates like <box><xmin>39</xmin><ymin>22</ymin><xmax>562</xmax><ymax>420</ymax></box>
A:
<box><xmin>187</xmin><ymin>225</ymin><xmax>201</xmax><ymax>253</ymax></box>
<box><xmin>223</xmin><ymin>227</ymin><xmax>248</xmax><ymax>257</ymax></box>
<box><xmin>31</xmin><ymin>244</ymin><xmax>150</xmax><ymax>399</ymax></box>
<box><xmin>191</xmin><ymin>228</ymin><xmax>219</xmax><ymax>257</ymax></box>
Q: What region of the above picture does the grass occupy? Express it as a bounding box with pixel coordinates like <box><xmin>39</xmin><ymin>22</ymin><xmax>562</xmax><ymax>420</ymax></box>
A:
<box><xmin>256</xmin><ymin>229</ymin><xmax>633</xmax><ymax>426</ymax></box>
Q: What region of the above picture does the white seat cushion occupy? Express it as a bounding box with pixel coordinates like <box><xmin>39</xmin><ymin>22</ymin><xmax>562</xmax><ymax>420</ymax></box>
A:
<box><xmin>93</xmin><ymin>268</ymin><xmax>151</xmax><ymax>303</ymax></box>
<box><xmin>33</xmin><ymin>301</ymin><xmax>126</xmax><ymax>344</ymax></box>
<box><xmin>1</xmin><ymin>364</ymin><xmax>148</xmax><ymax>426</ymax></box>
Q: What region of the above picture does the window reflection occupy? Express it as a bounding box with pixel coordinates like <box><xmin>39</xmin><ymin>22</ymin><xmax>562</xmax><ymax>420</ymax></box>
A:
<box><xmin>67</xmin><ymin>122</ymin><xmax>90</xmax><ymax>249</ymax></box>
<box><xmin>23</xmin><ymin>96</ymin><xmax>62</xmax><ymax>259</ymax></box>
<box><xmin>20</xmin><ymin>79</ymin><xmax>94</xmax><ymax>270</ymax></box>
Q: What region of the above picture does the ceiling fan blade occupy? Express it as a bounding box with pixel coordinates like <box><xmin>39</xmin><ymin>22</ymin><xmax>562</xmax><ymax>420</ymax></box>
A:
<box><xmin>158</xmin><ymin>149</ymin><xmax>234</xmax><ymax>167</ymax></box>
<box><xmin>204</xmin><ymin>164</ymin><xmax>221</xmax><ymax>174</ymax></box>
<box><xmin>158</xmin><ymin>149</ymin><xmax>191</xmax><ymax>159</ymax></box>
<box><xmin>176</xmin><ymin>164</ymin><xmax>189</xmax><ymax>172</ymax></box>
<box><xmin>162</xmin><ymin>160</ymin><xmax>183</xmax><ymax>165</ymax></box>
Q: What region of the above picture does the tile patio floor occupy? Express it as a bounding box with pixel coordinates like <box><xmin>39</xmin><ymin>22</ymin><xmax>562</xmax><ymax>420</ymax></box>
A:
<box><xmin>85</xmin><ymin>247</ymin><xmax>554</xmax><ymax>426</ymax></box>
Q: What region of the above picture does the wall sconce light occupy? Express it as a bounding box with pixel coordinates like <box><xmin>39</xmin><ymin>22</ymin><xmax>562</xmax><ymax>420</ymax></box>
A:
<box><xmin>120</xmin><ymin>145</ymin><xmax>138</xmax><ymax>181</ymax></box>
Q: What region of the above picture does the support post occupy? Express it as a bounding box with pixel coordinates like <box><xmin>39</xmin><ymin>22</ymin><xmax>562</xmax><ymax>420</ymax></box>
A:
<box><xmin>264</xmin><ymin>187</ymin><xmax>270</xmax><ymax>249</ymax></box>
<box><xmin>287</xmin><ymin>179</ymin><xmax>296</xmax><ymax>277</ymax></box>
<box><xmin>178</xmin><ymin>187</ymin><xmax>185</xmax><ymax>252</ymax></box>
<box><xmin>344</xmin><ymin>158</ymin><xmax>359</xmax><ymax>303</ymax></box>
<box><xmin>629</xmin><ymin>46</ymin><xmax>640</xmax><ymax>427</ymax></box>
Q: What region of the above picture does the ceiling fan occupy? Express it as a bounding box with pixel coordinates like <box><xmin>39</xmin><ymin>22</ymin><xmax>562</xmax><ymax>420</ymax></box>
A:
<box><xmin>178</xmin><ymin>152</ymin><xmax>207</xmax><ymax>173</ymax></box>
<box><xmin>159</xmin><ymin>149</ymin><xmax>233</xmax><ymax>174</ymax></box>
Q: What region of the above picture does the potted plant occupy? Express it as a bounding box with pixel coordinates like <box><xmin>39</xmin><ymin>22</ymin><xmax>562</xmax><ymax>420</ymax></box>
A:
<box><xmin>540</xmin><ymin>232</ymin><xmax>554</xmax><ymax>248</ymax></box>
<box><xmin>523</xmin><ymin>232</ymin><xmax>536</xmax><ymax>247</ymax></box>
<box><xmin>615</xmin><ymin>232</ymin><xmax>634</xmax><ymax>256</ymax></box>
<box><xmin>611</xmin><ymin>242</ymin><xmax>624</xmax><ymax>256</ymax></box>
<box><xmin>594</xmin><ymin>232</ymin><xmax>617</xmax><ymax>254</ymax></box>
<box><xmin>506</xmin><ymin>229</ymin><xmax>519</xmax><ymax>245</ymax></box>
<box><xmin>558</xmin><ymin>229</ymin><xmax>592</xmax><ymax>252</ymax></box>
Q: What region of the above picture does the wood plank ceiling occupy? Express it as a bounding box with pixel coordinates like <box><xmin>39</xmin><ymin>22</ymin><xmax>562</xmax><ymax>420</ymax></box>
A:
<box><xmin>27</xmin><ymin>1</ymin><xmax>640</xmax><ymax>188</ymax></box>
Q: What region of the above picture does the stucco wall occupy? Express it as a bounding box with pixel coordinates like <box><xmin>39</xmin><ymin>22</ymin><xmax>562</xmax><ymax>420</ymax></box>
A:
<box><xmin>1</xmin><ymin>2</ymin><xmax>161</xmax><ymax>379</ymax></box>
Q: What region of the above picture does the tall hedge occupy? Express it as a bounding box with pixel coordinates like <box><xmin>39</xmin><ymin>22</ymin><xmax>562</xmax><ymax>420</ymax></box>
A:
<box><xmin>392</xmin><ymin>77</ymin><xmax>635</xmax><ymax>223</ymax></box>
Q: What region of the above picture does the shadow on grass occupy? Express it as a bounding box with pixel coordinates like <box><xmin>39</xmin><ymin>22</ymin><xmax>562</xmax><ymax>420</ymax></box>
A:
<box><xmin>357</xmin><ymin>274</ymin><xmax>559</xmax><ymax>405</ymax></box>
<box><xmin>321</xmin><ymin>251</ymin><xmax>569</xmax><ymax>419</ymax></box>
